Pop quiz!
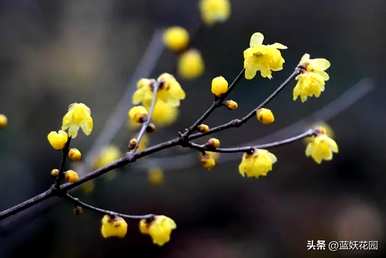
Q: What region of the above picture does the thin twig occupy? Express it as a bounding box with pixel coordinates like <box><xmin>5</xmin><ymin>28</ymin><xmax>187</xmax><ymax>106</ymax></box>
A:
<box><xmin>131</xmin><ymin>80</ymin><xmax>160</xmax><ymax>153</ymax></box>
<box><xmin>55</xmin><ymin>138</ymin><xmax>71</xmax><ymax>188</ymax></box>
<box><xmin>188</xmin><ymin>68</ymin><xmax>300</xmax><ymax>140</ymax></box>
<box><xmin>188</xmin><ymin>129</ymin><xmax>316</xmax><ymax>153</ymax></box>
<box><xmin>182</xmin><ymin>69</ymin><xmax>245</xmax><ymax>138</ymax></box>
<box><xmin>65</xmin><ymin>193</ymin><xmax>155</xmax><ymax>220</ymax></box>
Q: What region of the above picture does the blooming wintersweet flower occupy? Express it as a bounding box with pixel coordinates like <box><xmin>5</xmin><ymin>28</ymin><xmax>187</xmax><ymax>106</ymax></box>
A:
<box><xmin>243</xmin><ymin>32</ymin><xmax>287</xmax><ymax>80</ymax></box>
<box><xmin>163</xmin><ymin>26</ymin><xmax>190</xmax><ymax>52</ymax></box>
<box><xmin>133</xmin><ymin>74</ymin><xmax>185</xmax><ymax>108</ymax></box>
<box><xmin>139</xmin><ymin>215</ymin><xmax>176</xmax><ymax>246</ymax></box>
<box><xmin>200</xmin><ymin>151</ymin><xmax>220</xmax><ymax>170</ymax></box>
<box><xmin>47</xmin><ymin>130</ymin><xmax>69</xmax><ymax>150</ymax></box>
<box><xmin>100</xmin><ymin>215</ymin><xmax>128</xmax><ymax>238</ymax></box>
<box><xmin>293</xmin><ymin>53</ymin><xmax>331</xmax><ymax>102</ymax></box>
<box><xmin>305</xmin><ymin>133</ymin><xmax>338</xmax><ymax>164</ymax></box>
<box><xmin>62</xmin><ymin>103</ymin><xmax>93</xmax><ymax>138</ymax></box>
<box><xmin>177</xmin><ymin>49</ymin><xmax>205</xmax><ymax>80</ymax></box>
<box><xmin>199</xmin><ymin>0</ymin><xmax>231</xmax><ymax>26</ymax></box>
<box><xmin>238</xmin><ymin>149</ymin><xmax>277</xmax><ymax>178</ymax></box>
<box><xmin>128</xmin><ymin>105</ymin><xmax>148</xmax><ymax>124</ymax></box>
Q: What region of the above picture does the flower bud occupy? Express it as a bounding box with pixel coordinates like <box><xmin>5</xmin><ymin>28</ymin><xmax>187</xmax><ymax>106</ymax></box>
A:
<box><xmin>146</xmin><ymin>123</ymin><xmax>156</xmax><ymax>133</ymax></box>
<box><xmin>68</xmin><ymin>148</ymin><xmax>82</xmax><ymax>161</ymax></box>
<box><xmin>128</xmin><ymin>138</ymin><xmax>138</xmax><ymax>150</ymax></box>
<box><xmin>256</xmin><ymin>108</ymin><xmax>275</xmax><ymax>125</ymax></box>
<box><xmin>178</xmin><ymin>49</ymin><xmax>204</xmax><ymax>80</ymax></box>
<box><xmin>50</xmin><ymin>168</ymin><xmax>60</xmax><ymax>177</ymax></box>
<box><xmin>65</xmin><ymin>170</ymin><xmax>80</xmax><ymax>183</ymax></box>
<box><xmin>211</xmin><ymin>76</ymin><xmax>228</xmax><ymax>97</ymax></box>
<box><xmin>224</xmin><ymin>100</ymin><xmax>238</xmax><ymax>110</ymax></box>
<box><xmin>47</xmin><ymin>130</ymin><xmax>69</xmax><ymax>150</ymax></box>
<box><xmin>197</xmin><ymin>124</ymin><xmax>210</xmax><ymax>133</ymax></box>
<box><xmin>207</xmin><ymin>138</ymin><xmax>221</xmax><ymax>149</ymax></box>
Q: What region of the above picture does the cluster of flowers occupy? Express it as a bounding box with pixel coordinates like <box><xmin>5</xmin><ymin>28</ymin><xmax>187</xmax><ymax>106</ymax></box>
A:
<box><xmin>39</xmin><ymin>0</ymin><xmax>340</xmax><ymax>247</ymax></box>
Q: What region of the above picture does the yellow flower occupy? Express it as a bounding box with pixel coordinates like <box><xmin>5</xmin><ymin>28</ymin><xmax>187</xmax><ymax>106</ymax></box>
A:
<box><xmin>0</xmin><ymin>114</ymin><xmax>8</xmax><ymax>128</ymax></box>
<box><xmin>47</xmin><ymin>130</ymin><xmax>68</xmax><ymax>150</ymax></box>
<box><xmin>305</xmin><ymin>134</ymin><xmax>338</xmax><ymax>164</ymax></box>
<box><xmin>256</xmin><ymin>108</ymin><xmax>275</xmax><ymax>125</ymax></box>
<box><xmin>101</xmin><ymin>215</ymin><xmax>128</xmax><ymax>239</ymax></box>
<box><xmin>68</xmin><ymin>148</ymin><xmax>82</xmax><ymax>161</ymax></box>
<box><xmin>139</xmin><ymin>215</ymin><xmax>177</xmax><ymax>246</ymax></box>
<box><xmin>133</xmin><ymin>74</ymin><xmax>185</xmax><ymax>108</ymax></box>
<box><xmin>177</xmin><ymin>49</ymin><xmax>205</xmax><ymax>80</ymax></box>
<box><xmin>199</xmin><ymin>0</ymin><xmax>231</xmax><ymax>25</ymax></box>
<box><xmin>243</xmin><ymin>32</ymin><xmax>287</xmax><ymax>80</ymax></box>
<box><xmin>152</xmin><ymin>100</ymin><xmax>179</xmax><ymax>126</ymax></box>
<box><xmin>128</xmin><ymin>105</ymin><xmax>148</xmax><ymax>124</ymax></box>
<box><xmin>148</xmin><ymin>168</ymin><xmax>164</xmax><ymax>186</ymax></box>
<box><xmin>64</xmin><ymin>170</ymin><xmax>80</xmax><ymax>183</ymax></box>
<box><xmin>93</xmin><ymin>145</ymin><xmax>121</xmax><ymax>169</ymax></box>
<box><xmin>200</xmin><ymin>151</ymin><xmax>220</xmax><ymax>170</ymax></box>
<box><xmin>293</xmin><ymin>53</ymin><xmax>331</xmax><ymax>102</ymax></box>
<box><xmin>238</xmin><ymin>149</ymin><xmax>277</xmax><ymax>178</ymax></box>
<box><xmin>163</xmin><ymin>26</ymin><xmax>190</xmax><ymax>52</ymax></box>
<box><xmin>211</xmin><ymin>76</ymin><xmax>229</xmax><ymax>97</ymax></box>
<box><xmin>62</xmin><ymin>103</ymin><xmax>93</xmax><ymax>138</ymax></box>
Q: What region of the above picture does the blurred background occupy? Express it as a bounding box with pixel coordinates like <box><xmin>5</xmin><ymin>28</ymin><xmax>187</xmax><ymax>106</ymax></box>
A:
<box><xmin>0</xmin><ymin>0</ymin><xmax>385</xmax><ymax>257</ymax></box>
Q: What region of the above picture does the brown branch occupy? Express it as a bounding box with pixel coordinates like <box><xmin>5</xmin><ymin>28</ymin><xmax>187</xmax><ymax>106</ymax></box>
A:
<box><xmin>55</xmin><ymin>137</ymin><xmax>71</xmax><ymax>188</ymax></box>
<box><xmin>65</xmin><ymin>193</ymin><xmax>155</xmax><ymax>220</ymax></box>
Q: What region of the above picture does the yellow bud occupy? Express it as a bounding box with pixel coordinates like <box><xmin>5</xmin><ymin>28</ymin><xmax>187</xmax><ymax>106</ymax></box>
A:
<box><xmin>146</xmin><ymin>123</ymin><xmax>156</xmax><ymax>133</ymax></box>
<box><xmin>139</xmin><ymin>219</ymin><xmax>150</xmax><ymax>234</ymax></box>
<box><xmin>163</xmin><ymin>26</ymin><xmax>190</xmax><ymax>52</ymax></box>
<box><xmin>178</xmin><ymin>49</ymin><xmax>205</xmax><ymax>80</ymax></box>
<box><xmin>256</xmin><ymin>108</ymin><xmax>275</xmax><ymax>125</ymax></box>
<box><xmin>148</xmin><ymin>168</ymin><xmax>164</xmax><ymax>186</ymax></box>
<box><xmin>68</xmin><ymin>148</ymin><xmax>82</xmax><ymax>161</ymax></box>
<box><xmin>47</xmin><ymin>130</ymin><xmax>69</xmax><ymax>150</ymax></box>
<box><xmin>64</xmin><ymin>170</ymin><xmax>80</xmax><ymax>183</ymax></box>
<box><xmin>0</xmin><ymin>114</ymin><xmax>8</xmax><ymax>128</ymax></box>
<box><xmin>50</xmin><ymin>168</ymin><xmax>59</xmax><ymax>177</ymax></box>
<box><xmin>197</xmin><ymin>124</ymin><xmax>210</xmax><ymax>133</ymax></box>
<box><xmin>211</xmin><ymin>76</ymin><xmax>229</xmax><ymax>97</ymax></box>
<box><xmin>224</xmin><ymin>100</ymin><xmax>238</xmax><ymax>110</ymax></box>
<box><xmin>128</xmin><ymin>106</ymin><xmax>148</xmax><ymax>124</ymax></box>
<box><xmin>207</xmin><ymin>138</ymin><xmax>221</xmax><ymax>149</ymax></box>
<box><xmin>73</xmin><ymin>206</ymin><xmax>84</xmax><ymax>215</ymax></box>
<box><xmin>128</xmin><ymin>138</ymin><xmax>138</xmax><ymax>150</ymax></box>
<box><xmin>101</xmin><ymin>215</ymin><xmax>128</xmax><ymax>238</ymax></box>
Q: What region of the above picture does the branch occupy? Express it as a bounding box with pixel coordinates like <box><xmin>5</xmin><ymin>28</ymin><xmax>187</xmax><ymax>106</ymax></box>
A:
<box><xmin>130</xmin><ymin>80</ymin><xmax>160</xmax><ymax>153</ymax></box>
<box><xmin>65</xmin><ymin>193</ymin><xmax>155</xmax><ymax>220</ymax></box>
<box><xmin>187</xmin><ymin>129</ymin><xmax>316</xmax><ymax>153</ymax></box>
<box><xmin>55</xmin><ymin>138</ymin><xmax>71</xmax><ymax>188</ymax></box>
<box><xmin>183</xmin><ymin>68</ymin><xmax>245</xmax><ymax>137</ymax></box>
<box><xmin>188</xmin><ymin>68</ymin><xmax>300</xmax><ymax>140</ymax></box>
